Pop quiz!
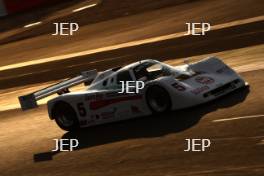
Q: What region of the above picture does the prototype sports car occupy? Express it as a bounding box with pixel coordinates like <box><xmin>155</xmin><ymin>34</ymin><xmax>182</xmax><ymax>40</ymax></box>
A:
<box><xmin>19</xmin><ymin>57</ymin><xmax>248</xmax><ymax>131</ymax></box>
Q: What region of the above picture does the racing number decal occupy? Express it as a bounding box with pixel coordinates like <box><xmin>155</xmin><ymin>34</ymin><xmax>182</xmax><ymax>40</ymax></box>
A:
<box><xmin>195</xmin><ymin>76</ymin><xmax>214</xmax><ymax>84</ymax></box>
<box><xmin>172</xmin><ymin>83</ymin><xmax>186</xmax><ymax>91</ymax></box>
<box><xmin>77</xmin><ymin>103</ymin><xmax>87</xmax><ymax>117</ymax></box>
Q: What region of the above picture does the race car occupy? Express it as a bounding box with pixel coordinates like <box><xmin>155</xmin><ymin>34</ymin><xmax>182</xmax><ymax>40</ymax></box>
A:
<box><xmin>19</xmin><ymin>57</ymin><xmax>248</xmax><ymax>131</ymax></box>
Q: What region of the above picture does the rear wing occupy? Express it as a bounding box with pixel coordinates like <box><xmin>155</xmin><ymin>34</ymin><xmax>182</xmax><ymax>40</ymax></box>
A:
<box><xmin>18</xmin><ymin>70</ymin><xmax>97</xmax><ymax>111</ymax></box>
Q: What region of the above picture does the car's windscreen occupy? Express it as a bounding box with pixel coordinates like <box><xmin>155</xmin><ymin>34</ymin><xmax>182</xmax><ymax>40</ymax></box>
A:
<box><xmin>116</xmin><ymin>70</ymin><xmax>133</xmax><ymax>84</ymax></box>
<box><xmin>133</xmin><ymin>62</ymin><xmax>172</xmax><ymax>81</ymax></box>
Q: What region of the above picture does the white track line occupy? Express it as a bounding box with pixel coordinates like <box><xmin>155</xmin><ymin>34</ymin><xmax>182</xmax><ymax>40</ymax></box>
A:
<box><xmin>213</xmin><ymin>114</ymin><xmax>264</xmax><ymax>122</ymax></box>
<box><xmin>24</xmin><ymin>21</ymin><xmax>42</xmax><ymax>28</ymax></box>
<box><xmin>72</xmin><ymin>4</ymin><xmax>97</xmax><ymax>13</ymax></box>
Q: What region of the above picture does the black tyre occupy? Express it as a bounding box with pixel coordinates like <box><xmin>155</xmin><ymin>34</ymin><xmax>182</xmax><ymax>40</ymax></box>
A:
<box><xmin>52</xmin><ymin>102</ymin><xmax>79</xmax><ymax>131</ymax></box>
<box><xmin>146</xmin><ymin>86</ymin><xmax>171</xmax><ymax>113</ymax></box>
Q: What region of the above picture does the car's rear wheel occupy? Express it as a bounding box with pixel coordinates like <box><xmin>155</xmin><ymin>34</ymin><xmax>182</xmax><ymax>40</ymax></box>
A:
<box><xmin>146</xmin><ymin>86</ymin><xmax>171</xmax><ymax>113</ymax></box>
<box><xmin>52</xmin><ymin>102</ymin><xmax>79</xmax><ymax>131</ymax></box>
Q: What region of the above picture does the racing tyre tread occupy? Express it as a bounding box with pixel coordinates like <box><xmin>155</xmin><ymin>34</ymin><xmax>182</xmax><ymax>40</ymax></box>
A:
<box><xmin>52</xmin><ymin>101</ymin><xmax>79</xmax><ymax>131</ymax></box>
<box><xmin>146</xmin><ymin>85</ymin><xmax>171</xmax><ymax>114</ymax></box>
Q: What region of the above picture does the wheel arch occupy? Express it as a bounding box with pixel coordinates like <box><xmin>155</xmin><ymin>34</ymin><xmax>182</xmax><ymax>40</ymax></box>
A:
<box><xmin>144</xmin><ymin>83</ymin><xmax>172</xmax><ymax>112</ymax></box>
<box><xmin>49</xmin><ymin>100</ymin><xmax>74</xmax><ymax>120</ymax></box>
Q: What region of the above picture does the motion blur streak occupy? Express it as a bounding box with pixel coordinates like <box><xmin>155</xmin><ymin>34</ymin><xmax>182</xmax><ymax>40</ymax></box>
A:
<box><xmin>213</xmin><ymin>115</ymin><xmax>264</xmax><ymax>122</ymax></box>
<box><xmin>0</xmin><ymin>15</ymin><xmax>263</xmax><ymax>72</ymax></box>
<box><xmin>24</xmin><ymin>21</ymin><xmax>42</xmax><ymax>28</ymax></box>
<box><xmin>72</xmin><ymin>4</ymin><xmax>97</xmax><ymax>13</ymax></box>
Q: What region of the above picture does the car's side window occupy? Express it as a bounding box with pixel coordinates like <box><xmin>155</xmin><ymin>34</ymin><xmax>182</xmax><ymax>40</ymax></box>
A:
<box><xmin>105</xmin><ymin>76</ymin><xmax>114</xmax><ymax>88</ymax></box>
<box><xmin>107</xmin><ymin>77</ymin><xmax>115</xmax><ymax>87</ymax></box>
<box><xmin>102</xmin><ymin>79</ymin><xmax>108</xmax><ymax>86</ymax></box>
<box><xmin>116</xmin><ymin>71</ymin><xmax>133</xmax><ymax>84</ymax></box>
<box><xmin>110</xmin><ymin>77</ymin><xmax>114</xmax><ymax>83</ymax></box>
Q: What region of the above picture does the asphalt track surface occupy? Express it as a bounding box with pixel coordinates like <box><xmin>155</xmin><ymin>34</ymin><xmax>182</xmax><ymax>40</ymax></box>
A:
<box><xmin>0</xmin><ymin>0</ymin><xmax>264</xmax><ymax>176</ymax></box>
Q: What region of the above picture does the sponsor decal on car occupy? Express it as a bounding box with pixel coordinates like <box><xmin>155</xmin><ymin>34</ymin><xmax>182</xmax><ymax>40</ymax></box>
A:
<box><xmin>90</xmin><ymin>108</ymin><xmax>117</xmax><ymax>122</ymax></box>
<box><xmin>79</xmin><ymin>120</ymin><xmax>87</xmax><ymax>126</ymax></box>
<box><xmin>195</xmin><ymin>76</ymin><xmax>215</xmax><ymax>84</ymax></box>
<box><xmin>191</xmin><ymin>86</ymin><xmax>209</xmax><ymax>95</ymax></box>
<box><xmin>90</xmin><ymin>114</ymin><xmax>100</xmax><ymax>120</ymax></box>
<box><xmin>89</xmin><ymin>95</ymin><xmax>142</xmax><ymax>110</ymax></box>
<box><xmin>100</xmin><ymin>108</ymin><xmax>117</xmax><ymax>119</ymax></box>
<box><xmin>87</xmin><ymin>119</ymin><xmax>95</xmax><ymax>124</ymax></box>
<box><xmin>171</xmin><ymin>82</ymin><xmax>186</xmax><ymax>91</ymax></box>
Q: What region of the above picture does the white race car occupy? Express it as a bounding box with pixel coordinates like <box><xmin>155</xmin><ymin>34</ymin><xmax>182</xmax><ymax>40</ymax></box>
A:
<box><xmin>19</xmin><ymin>57</ymin><xmax>248</xmax><ymax>131</ymax></box>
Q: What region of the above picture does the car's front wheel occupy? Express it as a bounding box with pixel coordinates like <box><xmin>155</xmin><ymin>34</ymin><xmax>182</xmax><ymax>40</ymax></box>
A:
<box><xmin>52</xmin><ymin>102</ymin><xmax>79</xmax><ymax>131</ymax></box>
<box><xmin>146</xmin><ymin>86</ymin><xmax>171</xmax><ymax>114</ymax></box>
